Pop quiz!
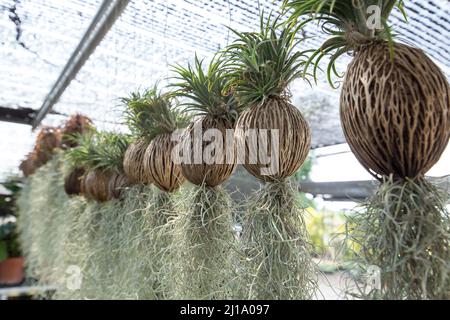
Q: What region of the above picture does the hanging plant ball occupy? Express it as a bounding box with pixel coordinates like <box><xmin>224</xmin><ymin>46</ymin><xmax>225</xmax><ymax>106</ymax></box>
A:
<box><xmin>35</xmin><ymin>126</ymin><xmax>62</xmax><ymax>164</ymax></box>
<box><xmin>64</xmin><ymin>167</ymin><xmax>86</xmax><ymax>196</ymax></box>
<box><xmin>235</xmin><ymin>97</ymin><xmax>311</xmax><ymax>182</ymax></box>
<box><xmin>123</xmin><ymin>138</ymin><xmax>150</xmax><ymax>184</ymax></box>
<box><xmin>19</xmin><ymin>151</ymin><xmax>40</xmax><ymax>177</ymax></box>
<box><xmin>61</xmin><ymin>114</ymin><xmax>94</xmax><ymax>148</ymax></box>
<box><xmin>83</xmin><ymin>170</ymin><xmax>111</xmax><ymax>203</ymax></box>
<box><xmin>180</xmin><ymin>116</ymin><xmax>236</xmax><ymax>187</ymax></box>
<box><xmin>107</xmin><ymin>172</ymin><xmax>131</xmax><ymax>200</ymax></box>
<box><xmin>341</xmin><ymin>42</ymin><xmax>450</xmax><ymax>179</ymax></box>
<box><xmin>143</xmin><ymin>133</ymin><xmax>185</xmax><ymax>192</ymax></box>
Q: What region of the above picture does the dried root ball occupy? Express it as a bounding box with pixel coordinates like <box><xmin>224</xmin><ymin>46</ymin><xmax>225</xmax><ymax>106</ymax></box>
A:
<box><xmin>341</xmin><ymin>42</ymin><xmax>450</xmax><ymax>179</ymax></box>
<box><xmin>235</xmin><ymin>98</ymin><xmax>311</xmax><ymax>182</ymax></box>
<box><xmin>123</xmin><ymin>138</ymin><xmax>151</xmax><ymax>185</ymax></box>
<box><xmin>180</xmin><ymin>116</ymin><xmax>236</xmax><ymax>187</ymax></box>
<box><xmin>143</xmin><ymin>133</ymin><xmax>185</xmax><ymax>192</ymax></box>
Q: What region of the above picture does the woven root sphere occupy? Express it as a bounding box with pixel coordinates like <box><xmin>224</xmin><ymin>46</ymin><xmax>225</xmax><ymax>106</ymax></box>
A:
<box><xmin>235</xmin><ymin>97</ymin><xmax>311</xmax><ymax>182</ymax></box>
<box><xmin>180</xmin><ymin>116</ymin><xmax>236</xmax><ymax>187</ymax></box>
<box><xmin>83</xmin><ymin>169</ymin><xmax>111</xmax><ymax>203</ymax></box>
<box><xmin>107</xmin><ymin>172</ymin><xmax>131</xmax><ymax>200</ymax></box>
<box><xmin>143</xmin><ymin>133</ymin><xmax>185</xmax><ymax>192</ymax></box>
<box><xmin>123</xmin><ymin>137</ymin><xmax>150</xmax><ymax>184</ymax></box>
<box><xmin>61</xmin><ymin>114</ymin><xmax>93</xmax><ymax>148</ymax></box>
<box><xmin>341</xmin><ymin>42</ymin><xmax>450</xmax><ymax>179</ymax></box>
<box><xmin>64</xmin><ymin>167</ymin><xmax>85</xmax><ymax>196</ymax></box>
<box><xmin>19</xmin><ymin>151</ymin><xmax>40</xmax><ymax>177</ymax></box>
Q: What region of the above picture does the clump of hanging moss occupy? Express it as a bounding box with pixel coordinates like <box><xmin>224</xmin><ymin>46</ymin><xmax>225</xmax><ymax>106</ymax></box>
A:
<box><xmin>236</xmin><ymin>180</ymin><xmax>319</xmax><ymax>300</ymax></box>
<box><xmin>168</xmin><ymin>184</ymin><xmax>236</xmax><ymax>299</ymax></box>
<box><xmin>345</xmin><ymin>176</ymin><xmax>450</xmax><ymax>300</ymax></box>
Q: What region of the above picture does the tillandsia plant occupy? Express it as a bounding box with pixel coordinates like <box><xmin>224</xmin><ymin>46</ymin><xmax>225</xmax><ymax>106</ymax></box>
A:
<box><xmin>142</xmin><ymin>88</ymin><xmax>190</xmax><ymax>192</ymax></box>
<box><xmin>59</xmin><ymin>114</ymin><xmax>94</xmax><ymax>195</ymax></box>
<box><xmin>19</xmin><ymin>151</ymin><xmax>40</xmax><ymax>177</ymax></box>
<box><xmin>66</xmin><ymin>130</ymin><xmax>131</xmax><ymax>202</ymax></box>
<box><xmin>169</xmin><ymin>55</ymin><xmax>240</xmax><ymax>299</ymax></box>
<box><xmin>136</xmin><ymin>87</ymin><xmax>190</xmax><ymax>299</ymax></box>
<box><xmin>60</xmin><ymin>114</ymin><xmax>94</xmax><ymax>149</ymax></box>
<box><xmin>223</xmin><ymin>14</ymin><xmax>317</xmax><ymax>299</ymax></box>
<box><xmin>34</xmin><ymin>126</ymin><xmax>62</xmax><ymax>167</ymax></box>
<box><xmin>284</xmin><ymin>0</ymin><xmax>450</xmax><ymax>299</ymax></box>
<box><xmin>121</xmin><ymin>88</ymin><xmax>159</xmax><ymax>184</ymax></box>
<box><xmin>172</xmin><ymin>54</ymin><xmax>240</xmax><ymax>187</ymax></box>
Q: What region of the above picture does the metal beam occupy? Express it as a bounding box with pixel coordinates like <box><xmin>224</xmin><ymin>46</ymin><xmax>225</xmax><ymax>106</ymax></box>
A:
<box><xmin>32</xmin><ymin>0</ymin><xmax>131</xmax><ymax>129</ymax></box>
<box><xmin>0</xmin><ymin>106</ymin><xmax>36</xmax><ymax>125</ymax></box>
<box><xmin>300</xmin><ymin>180</ymin><xmax>377</xmax><ymax>201</ymax></box>
<box><xmin>301</xmin><ymin>177</ymin><xmax>450</xmax><ymax>201</ymax></box>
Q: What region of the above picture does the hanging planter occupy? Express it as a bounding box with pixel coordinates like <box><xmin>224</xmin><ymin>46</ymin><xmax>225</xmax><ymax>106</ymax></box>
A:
<box><xmin>121</xmin><ymin>90</ymin><xmax>160</xmax><ymax>185</ymax></box>
<box><xmin>66</xmin><ymin>130</ymin><xmax>131</xmax><ymax>202</ymax></box>
<box><xmin>83</xmin><ymin>169</ymin><xmax>111</xmax><ymax>203</ymax></box>
<box><xmin>34</xmin><ymin>126</ymin><xmax>62</xmax><ymax>166</ymax></box>
<box><xmin>19</xmin><ymin>151</ymin><xmax>40</xmax><ymax>177</ymax></box>
<box><xmin>223</xmin><ymin>14</ymin><xmax>318</xmax><ymax>299</ymax></box>
<box><xmin>141</xmin><ymin>89</ymin><xmax>189</xmax><ymax>192</ymax></box>
<box><xmin>284</xmin><ymin>0</ymin><xmax>450</xmax><ymax>299</ymax></box>
<box><xmin>125</xmin><ymin>86</ymin><xmax>190</xmax><ymax>298</ymax></box>
<box><xmin>60</xmin><ymin>114</ymin><xmax>94</xmax><ymax>149</ymax></box>
<box><xmin>64</xmin><ymin>166</ymin><xmax>86</xmax><ymax>196</ymax></box>
<box><xmin>170</xmin><ymin>55</ymin><xmax>240</xmax><ymax>299</ymax></box>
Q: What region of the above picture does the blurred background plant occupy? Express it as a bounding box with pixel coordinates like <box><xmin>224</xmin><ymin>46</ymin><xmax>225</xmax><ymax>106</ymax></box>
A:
<box><xmin>0</xmin><ymin>176</ymin><xmax>23</xmax><ymax>261</ymax></box>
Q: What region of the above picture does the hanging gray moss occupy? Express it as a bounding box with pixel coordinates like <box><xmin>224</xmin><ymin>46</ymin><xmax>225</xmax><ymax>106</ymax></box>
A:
<box><xmin>168</xmin><ymin>184</ymin><xmax>237</xmax><ymax>299</ymax></box>
<box><xmin>236</xmin><ymin>180</ymin><xmax>319</xmax><ymax>300</ymax></box>
<box><xmin>346</xmin><ymin>176</ymin><xmax>450</xmax><ymax>300</ymax></box>
<box><xmin>17</xmin><ymin>152</ymin><xmax>73</xmax><ymax>284</ymax></box>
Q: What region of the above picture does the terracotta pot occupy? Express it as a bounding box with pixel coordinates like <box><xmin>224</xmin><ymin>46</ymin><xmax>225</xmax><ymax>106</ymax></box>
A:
<box><xmin>0</xmin><ymin>257</ymin><xmax>24</xmax><ymax>285</ymax></box>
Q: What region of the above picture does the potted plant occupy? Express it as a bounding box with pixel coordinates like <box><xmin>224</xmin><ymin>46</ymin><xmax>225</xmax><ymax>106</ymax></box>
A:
<box><xmin>0</xmin><ymin>178</ymin><xmax>24</xmax><ymax>286</ymax></box>
<box><xmin>0</xmin><ymin>221</ymin><xmax>24</xmax><ymax>286</ymax></box>
<box><xmin>284</xmin><ymin>0</ymin><xmax>450</xmax><ymax>299</ymax></box>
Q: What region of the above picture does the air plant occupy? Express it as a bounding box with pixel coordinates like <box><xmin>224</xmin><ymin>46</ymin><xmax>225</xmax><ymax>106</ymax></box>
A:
<box><xmin>60</xmin><ymin>114</ymin><xmax>94</xmax><ymax>195</ymax></box>
<box><xmin>19</xmin><ymin>151</ymin><xmax>40</xmax><ymax>177</ymax></box>
<box><xmin>34</xmin><ymin>126</ymin><xmax>62</xmax><ymax>166</ymax></box>
<box><xmin>142</xmin><ymin>88</ymin><xmax>190</xmax><ymax>192</ymax></box>
<box><xmin>138</xmin><ymin>86</ymin><xmax>190</xmax><ymax>298</ymax></box>
<box><xmin>60</xmin><ymin>113</ymin><xmax>94</xmax><ymax>149</ymax></box>
<box><xmin>65</xmin><ymin>130</ymin><xmax>131</xmax><ymax>202</ymax></box>
<box><xmin>223</xmin><ymin>14</ymin><xmax>318</xmax><ymax>299</ymax></box>
<box><xmin>122</xmin><ymin>88</ymin><xmax>160</xmax><ymax>184</ymax></box>
<box><xmin>169</xmin><ymin>55</ymin><xmax>240</xmax><ymax>299</ymax></box>
<box><xmin>284</xmin><ymin>0</ymin><xmax>450</xmax><ymax>299</ymax></box>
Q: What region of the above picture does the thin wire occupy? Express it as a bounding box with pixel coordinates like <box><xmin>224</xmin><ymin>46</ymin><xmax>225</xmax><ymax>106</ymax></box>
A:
<box><xmin>163</xmin><ymin>1</ymin><xmax>169</xmax><ymax>82</ymax></box>
<box><xmin>226</xmin><ymin>0</ymin><xmax>231</xmax><ymax>46</ymax></box>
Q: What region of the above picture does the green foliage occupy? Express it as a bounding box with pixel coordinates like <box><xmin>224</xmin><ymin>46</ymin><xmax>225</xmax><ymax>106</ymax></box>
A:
<box><xmin>223</xmin><ymin>13</ymin><xmax>308</xmax><ymax>106</ymax></box>
<box><xmin>0</xmin><ymin>221</ymin><xmax>21</xmax><ymax>260</ymax></box>
<box><xmin>282</xmin><ymin>0</ymin><xmax>407</xmax><ymax>87</ymax></box>
<box><xmin>171</xmin><ymin>54</ymin><xmax>240</xmax><ymax>124</ymax></box>
<box><xmin>122</xmin><ymin>86</ymin><xmax>190</xmax><ymax>140</ymax></box>
<box><xmin>294</xmin><ymin>154</ymin><xmax>313</xmax><ymax>182</ymax></box>
<box><xmin>65</xmin><ymin>130</ymin><xmax>131</xmax><ymax>173</ymax></box>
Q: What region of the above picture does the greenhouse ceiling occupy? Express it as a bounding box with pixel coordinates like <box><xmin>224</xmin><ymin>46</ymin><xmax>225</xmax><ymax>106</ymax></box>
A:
<box><xmin>0</xmin><ymin>0</ymin><xmax>449</xmax><ymax>179</ymax></box>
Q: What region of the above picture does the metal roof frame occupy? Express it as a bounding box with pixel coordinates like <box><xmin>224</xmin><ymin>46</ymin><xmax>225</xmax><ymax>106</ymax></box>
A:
<box><xmin>31</xmin><ymin>0</ymin><xmax>131</xmax><ymax>129</ymax></box>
